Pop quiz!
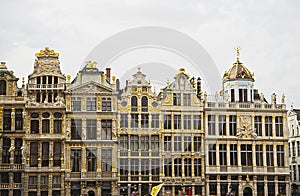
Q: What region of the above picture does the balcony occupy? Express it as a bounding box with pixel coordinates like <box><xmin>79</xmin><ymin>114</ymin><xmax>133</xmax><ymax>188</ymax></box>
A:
<box><xmin>70</xmin><ymin>173</ymin><xmax>81</xmax><ymax>178</ymax></box>
<box><xmin>102</xmin><ymin>172</ymin><xmax>112</xmax><ymax>178</ymax></box>
<box><xmin>0</xmin><ymin>183</ymin><xmax>9</xmax><ymax>188</ymax></box>
<box><xmin>267</xmin><ymin>167</ymin><xmax>275</xmax><ymax>172</ymax></box>
<box><xmin>13</xmin><ymin>183</ymin><xmax>22</xmax><ymax>188</ymax></box>
<box><xmin>52</xmin><ymin>184</ymin><xmax>61</xmax><ymax>188</ymax></box>
<box><xmin>242</xmin><ymin>166</ymin><xmax>253</xmax><ymax>172</ymax></box>
<box><xmin>86</xmin><ymin>172</ymin><xmax>97</xmax><ymax>178</ymax></box>
<box><xmin>0</xmin><ymin>96</ymin><xmax>24</xmax><ymax>102</ymax></box>
<box><xmin>0</xmin><ymin>164</ymin><xmax>24</xmax><ymax>171</ymax></box>
<box><xmin>28</xmin><ymin>83</ymin><xmax>64</xmax><ymax>90</ymax></box>
<box><xmin>120</xmin><ymin>175</ymin><xmax>128</xmax><ymax>181</ymax></box>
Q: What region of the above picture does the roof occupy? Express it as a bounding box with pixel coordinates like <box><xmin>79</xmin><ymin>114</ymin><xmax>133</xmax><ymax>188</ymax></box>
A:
<box><xmin>222</xmin><ymin>60</ymin><xmax>254</xmax><ymax>81</ymax></box>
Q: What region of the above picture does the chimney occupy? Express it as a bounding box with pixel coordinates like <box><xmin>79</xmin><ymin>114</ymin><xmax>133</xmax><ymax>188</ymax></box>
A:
<box><xmin>106</xmin><ymin>68</ymin><xmax>111</xmax><ymax>83</ymax></box>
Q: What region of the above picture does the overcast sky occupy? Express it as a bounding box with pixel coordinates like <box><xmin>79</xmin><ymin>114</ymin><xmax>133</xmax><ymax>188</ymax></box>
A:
<box><xmin>0</xmin><ymin>0</ymin><xmax>299</xmax><ymax>107</ymax></box>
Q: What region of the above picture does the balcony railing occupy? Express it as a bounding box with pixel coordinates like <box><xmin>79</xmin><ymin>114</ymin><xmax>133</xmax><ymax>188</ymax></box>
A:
<box><xmin>86</xmin><ymin>172</ymin><xmax>97</xmax><ymax>178</ymax></box>
<box><xmin>0</xmin><ymin>96</ymin><xmax>24</xmax><ymax>102</ymax></box>
<box><xmin>70</xmin><ymin>173</ymin><xmax>81</xmax><ymax>178</ymax></box>
<box><xmin>242</xmin><ymin>166</ymin><xmax>253</xmax><ymax>172</ymax></box>
<box><xmin>206</xmin><ymin>102</ymin><xmax>285</xmax><ymax>110</ymax></box>
<box><xmin>52</xmin><ymin>184</ymin><xmax>61</xmax><ymax>188</ymax></box>
<box><xmin>102</xmin><ymin>172</ymin><xmax>112</xmax><ymax>177</ymax></box>
<box><xmin>28</xmin><ymin>83</ymin><xmax>64</xmax><ymax>89</ymax></box>
<box><xmin>120</xmin><ymin>176</ymin><xmax>128</xmax><ymax>181</ymax></box>
<box><xmin>0</xmin><ymin>183</ymin><xmax>9</xmax><ymax>188</ymax></box>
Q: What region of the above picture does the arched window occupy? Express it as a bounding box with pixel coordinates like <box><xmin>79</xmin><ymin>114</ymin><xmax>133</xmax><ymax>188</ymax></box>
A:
<box><xmin>0</xmin><ymin>80</ymin><xmax>6</xmax><ymax>95</ymax></box>
<box><xmin>131</xmin><ymin>96</ymin><xmax>138</xmax><ymax>112</ymax></box>
<box><xmin>141</xmin><ymin>96</ymin><xmax>148</xmax><ymax>112</ymax></box>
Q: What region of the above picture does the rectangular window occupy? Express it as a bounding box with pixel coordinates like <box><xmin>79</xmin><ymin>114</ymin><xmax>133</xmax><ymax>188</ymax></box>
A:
<box><xmin>87</xmin><ymin>148</ymin><xmax>97</xmax><ymax>172</ymax></box>
<box><xmin>120</xmin><ymin>159</ymin><xmax>128</xmax><ymax>180</ymax></box>
<box><xmin>193</xmin><ymin>115</ymin><xmax>201</xmax><ymax>130</ymax></box>
<box><xmin>151</xmin><ymin>135</ymin><xmax>159</xmax><ymax>152</ymax></box>
<box><xmin>14</xmin><ymin>172</ymin><xmax>22</xmax><ymax>183</ymax></box>
<box><xmin>131</xmin><ymin>114</ymin><xmax>138</xmax><ymax>129</ymax></box>
<box><xmin>3</xmin><ymin>109</ymin><xmax>11</xmax><ymax>131</ymax></box>
<box><xmin>141</xmin><ymin>114</ymin><xmax>149</xmax><ymax>128</ymax></box>
<box><xmin>14</xmin><ymin>138</ymin><xmax>22</xmax><ymax>164</ymax></box>
<box><xmin>219</xmin><ymin>144</ymin><xmax>227</xmax><ymax>166</ymax></box>
<box><xmin>194</xmin><ymin>158</ymin><xmax>201</xmax><ymax>176</ymax></box>
<box><xmin>141</xmin><ymin>136</ymin><xmax>149</xmax><ymax>151</ymax></box>
<box><xmin>2</xmin><ymin>138</ymin><xmax>11</xmax><ymax>164</ymax></box>
<box><xmin>151</xmin><ymin>114</ymin><xmax>159</xmax><ymax>129</ymax></box>
<box><xmin>298</xmin><ymin>141</ymin><xmax>300</xmax><ymax>156</ymax></box>
<box><xmin>174</xmin><ymin>115</ymin><xmax>181</xmax><ymax>129</ymax></box>
<box><xmin>151</xmin><ymin>159</ymin><xmax>160</xmax><ymax>178</ymax></box>
<box><xmin>173</xmin><ymin>93</ymin><xmax>181</xmax><ymax>106</ymax></box>
<box><xmin>71</xmin><ymin>119</ymin><xmax>82</xmax><ymax>140</ymax></box>
<box><xmin>292</xmin><ymin>141</ymin><xmax>296</xmax><ymax>157</ymax></box>
<box><xmin>230</xmin><ymin>89</ymin><xmax>235</xmax><ymax>102</ymax></box>
<box><xmin>183</xmin><ymin>94</ymin><xmax>191</xmax><ymax>106</ymax></box>
<box><xmin>120</xmin><ymin>135</ymin><xmax>128</xmax><ymax>154</ymax></box>
<box><xmin>86</xmin><ymin>97</ymin><xmax>96</xmax><ymax>111</ymax></box>
<box><xmin>54</xmin><ymin>120</ymin><xmax>62</xmax><ymax>134</ymax></box>
<box><xmin>42</xmin><ymin>119</ymin><xmax>50</xmax><ymax>133</ymax></box>
<box><xmin>184</xmin><ymin>158</ymin><xmax>192</xmax><ymax>176</ymax></box>
<box><xmin>239</xmin><ymin>89</ymin><xmax>247</xmax><ymax>102</ymax></box>
<box><xmin>174</xmin><ymin>136</ymin><xmax>182</xmax><ymax>151</ymax></box>
<box><xmin>130</xmin><ymin>135</ymin><xmax>139</xmax><ymax>152</ymax></box>
<box><xmin>41</xmin><ymin>175</ymin><xmax>48</xmax><ymax>185</ymax></box>
<box><xmin>218</xmin><ymin>115</ymin><xmax>226</xmax><ymax>136</ymax></box>
<box><xmin>71</xmin><ymin>149</ymin><xmax>81</xmax><ymax>172</ymax></box>
<box><xmin>101</xmin><ymin>119</ymin><xmax>112</xmax><ymax>140</ymax></box>
<box><xmin>29</xmin><ymin>176</ymin><xmax>37</xmax><ymax>189</ymax></box>
<box><xmin>241</xmin><ymin>144</ymin><xmax>252</xmax><ymax>166</ymax></box>
<box><xmin>164</xmin><ymin>136</ymin><xmax>171</xmax><ymax>151</ymax></box>
<box><xmin>266</xmin><ymin>145</ymin><xmax>274</xmax><ymax>166</ymax></box>
<box><xmin>42</xmin><ymin>142</ymin><xmax>49</xmax><ymax>167</ymax></box>
<box><xmin>53</xmin><ymin>142</ymin><xmax>61</xmax><ymax>167</ymax></box>
<box><xmin>184</xmin><ymin>136</ymin><xmax>191</xmax><ymax>151</ymax></box>
<box><xmin>277</xmin><ymin>145</ymin><xmax>284</xmax><ymax>167</ymax></box>
<box><xmin>183</xmin><ymin>115</ymin><xmax>191</xmax><ymax>130</ymax></box>
<box><xmin>229</xmin><ymin>115</ymin><xmax>237</xmax><ymax>136</ymax></box>
<box><xmin>141</xmin><ymin>159</ymin><xmax>149</xmax><ymax>178</ymax></box>
<box><xmin>71</xmin><ymin>97</ymin><xmax>81</xmax><ymax>111</ymax></box>
<box><xmin>174</xmin><ymin>158</ymin><xmax>182</xmax><ymax>177</ymax></box>
<box><xmin>30</xmin><ymin>142</ymin><xmax>38</xmax><ymax>167</ymax></box>
<box><xmin>208</xmin><ymin>115</ymin><xmax>215</xmax><ymax>135</ymax></box>
<box><xmin>230</xmin><ymin>144</ymin><xmax>237</xmax><ymax>166</ymax></box>
<box><xmin>194</xmin><ymin>136</ymin><xmax>201</xmax><ymax>152</ymax></box>
<box><xmin>208</xmin><ymin>144</ymin><xmax>216</xmax><ymax>165</ymax></box>
<box><xmin>53</xmin><ymin>176</ymin><xmax>61</xmax><ymax>188</ymax></box>
<box><xmin>164</xmin><ymin>158</ymin><xmax>172</xmax><ymax>177</ymax></box>
<box><xmin>164</xmin><ymin>115</ymin><xmax>171</xmax><ymax>129</ymax></box>
<box><xmin>15</xmin><ymin>109</ymin><xmax>23</xmax><ymax>130</ymax></box>
<box><xmin>275</xmin><ymin>116</ymin><xmax>283</xmax><ymax>137</ymax></box>
<box><xmin>30</xmin><ymin>120</ymin><xmax>39</xmax><ymax>134</ymax></box>
<box><xmin>265</xmin><ymin>116</ymin><xmax>273</xmax><ymax>137</ymax></box>
<box><xmin>254</xmin><ymin>116</ymin><xmax>262</xmax><ymax>136</ymax></box>
<box><xmin>120</xmin><ymin>114</ymin><xmax>128</xmax><ymax>129</ymax></box>
<box><xmin>101</xmin><ymin>98</ymin><xmax>112</xmax><ymax>111</ymax></box>
<box><xmin>256</xmin><ymin>145</ymin><xmax>263</xmax><ymax>166</ymax></box>
<box><xmin>130</xmin><ymin>159</ymin><xmax>139</xmax><ymax>177</ymax></box>
<box><xmin>86</xmin><ymin>119</ymin><xmax>97</xmax><ymax>140</ymax></box>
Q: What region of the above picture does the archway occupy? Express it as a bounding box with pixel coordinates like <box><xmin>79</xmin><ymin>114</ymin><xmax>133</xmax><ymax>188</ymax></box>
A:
<box><xmin>88</xmin><ymin>190</ymin><xmax>95</xmax><ymax>196</ymax></box>
<box><xmin>243</xmin><ymin>187</ymin><xmax>253</xmax><ymax>196</ymax></box>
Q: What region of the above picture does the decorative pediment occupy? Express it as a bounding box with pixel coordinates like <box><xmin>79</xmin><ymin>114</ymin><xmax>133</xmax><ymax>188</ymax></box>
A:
<box><xmin>236</xmin><ymin>115</ymin><xmax>257</xmax><ymax>139</ymax></box>
<box><xmin>66</xmin><ymin>81</ymin><xmax>113</xmax><ymax>94</ymax></box>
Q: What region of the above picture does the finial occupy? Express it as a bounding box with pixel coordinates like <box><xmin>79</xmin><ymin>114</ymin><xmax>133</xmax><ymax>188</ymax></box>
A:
<box><xmin>22</xmin><ymin>77</ymin><xmax>25</xmax><ymax>86</ymax></box>
<box><xmin>234</xmin><ymin>46</ymin><xmax>241</xmax><ymax>61</ymax></box>
<box><xmin>137</xmin><ymin>65</ymin><xmax>141</xmax><ymax>72</ymax></box>
<box><xmin>166</xmin><ymin>79</ymin><xmax>170</xmax><ymax>88</ymax></box>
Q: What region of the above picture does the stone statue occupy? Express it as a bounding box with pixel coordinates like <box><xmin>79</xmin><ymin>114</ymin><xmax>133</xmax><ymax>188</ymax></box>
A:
<box><xmin>204</xmin><ymin>91</ymin><xmax>207</xmax><ymax>102</ymax></box>
<box><xmin>21</xmin><ymin>145</ymin><xmax>27</xmax><ymax>157</ymax></box>
<box><xmin>259</xmin><ymin>93</ymin><xmax>264</xmax><ymax>103</ymax></box>
<box><xmin>271</xmin><ymin>93</ymin><xmax>277</xmax><ymax>104</ymax></box>
<box><xmin>282</xmin><ymin>93</ymin><xmax>285</xmax><ymax>103</ymax></box>
<box><xmin>9</xmin><ymin>146</ymin><xmax>15</xmax><ymax>153</ymax></box>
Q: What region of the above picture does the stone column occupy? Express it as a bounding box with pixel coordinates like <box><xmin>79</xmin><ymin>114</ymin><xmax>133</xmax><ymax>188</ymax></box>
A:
<box><xmin>252</xmin><ymin>144</ymin><xmax>256</xmax><ymax>167</ymax></box>
<box><xmin>216</xmin><ymin>144</ymin><xmax>220</xmax><ymax>167</ymax></box>
<box><xmin>262</xmin><ymin>115</ymin><xmax>266</xmax><ymax>138</ymax></box>
<box><xmin>226</xmin><ymin>114</ymin><xmax>230</xmax><ymax>136</ymax></box>
<box><xmin>82</xmin><ymin>146</ymin><xmax>87</xmax><ymax>176</ymax></box>
<box><xmin>272</xmin><ymin>116</ymin><xmax>276</xmax><ymax>137</ymax></box>
<box><xmin>181</xmin><ymin>157</ymin><xmax>185</xmax><ymax>177</ymax></box>
<box><xmin>264</xmin><ymin>176</ymin><xmax>268</xmax><ymax>196</ymax></box>
<box><xmin>227</xmin><ymin>144</ymin><xmax>231</xmax><ymax>166</ymax></box>
<box><xmin>206</xmin><ymin>176</ymin><xmax>210</xmax><ymax>195</ymax></box>
<box><xmin>237</xmin><ymin>144</ymin><xmax>241</xmax><ymax>167</ymax></box>
<box><xmin>217</xmin><ymin>175</ymin><xmax>220</xmax><ymax>196</ymax></box>
<box><xmin>10</xmin><ymin>137</ymin><xmax>15</xmax><ymax>164</ymax></box>
<box><xmin>215</xmin><ymin>114</ymin><xmax>219</xmax><ymax>136</ymax></box>
<box><xmin>82</xmin><ymin>118</ymin><xmax>86</xmax><ymax>140</ymax></box>
<box><xmin>11</xmin><ymin>108</ymin><xmax>15</xmax><ymax>131</ymax></box>
<box><xmin>273</xmin><ymin>144</ymin><xmax>277</xmax><ymax>167</ymax></box>
<box><xmin>204</xmin><ymin>114</ymin><xmax>208</xmax><ymax>136</ymax></box>
<box><xmin>274</xmin><ymin>176</ymin><xmax>278</xmax><ymax>196</ymax></box>
<box><xmin>263</xmin><ymin>144</ymin><xmax>267</xmax><ymax>167</ymax></box>
<box><xmin>49</xmin><ymin>141</ymin><xmax>53</xmax><ymax>167</ymax></box>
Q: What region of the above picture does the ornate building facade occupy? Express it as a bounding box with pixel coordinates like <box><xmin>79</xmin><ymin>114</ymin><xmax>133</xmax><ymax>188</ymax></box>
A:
<box><xmin>0</xmin><ymin>47</ymin><xmax>291</xmax><ymax>196</ymax></box>
<box><xmin>288</xmin><ymin>108</ymin><xmax>300</xmax><ymax>195</ymax></box>
<box><xmin>0</xmin><ymin>62</ymin><xmax>26</xmax><ymax>196</ymax></box>
<box><xmin>64</xmin><ymin>62</ymin><xmax>118</xmax><ymax>196</ymax></box>
<box><xmin>25</xmin><ymin>48</ymin><xmax>67</xmax><ymax>196</ymax></box>
<box><xmin>204</xmin><ymin>51</ymin><xmax>290</xmax><ymax>196</ymax></box>
<box><xmin>117</xmin><ymin>68</ymin><xmax>161</xmax><ymax>196</ymax></box>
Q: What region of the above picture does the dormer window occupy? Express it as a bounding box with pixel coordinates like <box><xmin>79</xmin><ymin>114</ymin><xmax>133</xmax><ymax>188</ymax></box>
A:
<box><xmin>239</xmin><ymin>89</ymin><xmax>248</xmax><ymax>102</ymax></box>
<box><xmin>0</xmin><ymin>80</ymin><xmax>6</xmax><ymax>95</ymax></box>
<box><xmin>173</xmin><ymin>93</ymin><xmax>181</xmax><ymax>106</ymax></box>
<box><xmin>142</xmin><ymin>87</ymin><xmax>147</xmax><ymax>92</ymax></box>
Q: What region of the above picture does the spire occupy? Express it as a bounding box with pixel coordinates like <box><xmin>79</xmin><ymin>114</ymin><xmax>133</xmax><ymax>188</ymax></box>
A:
<box><xmin>234</xmin><ymin>46</ymin><xmax>241</xmax><ymax>62</ymax></box>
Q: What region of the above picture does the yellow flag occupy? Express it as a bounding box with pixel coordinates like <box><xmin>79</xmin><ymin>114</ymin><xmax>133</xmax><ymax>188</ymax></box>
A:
<box><xmin>151</xmin><ymin>184</ymin><xmax>163</xmax><ymax>196</ymax></box>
